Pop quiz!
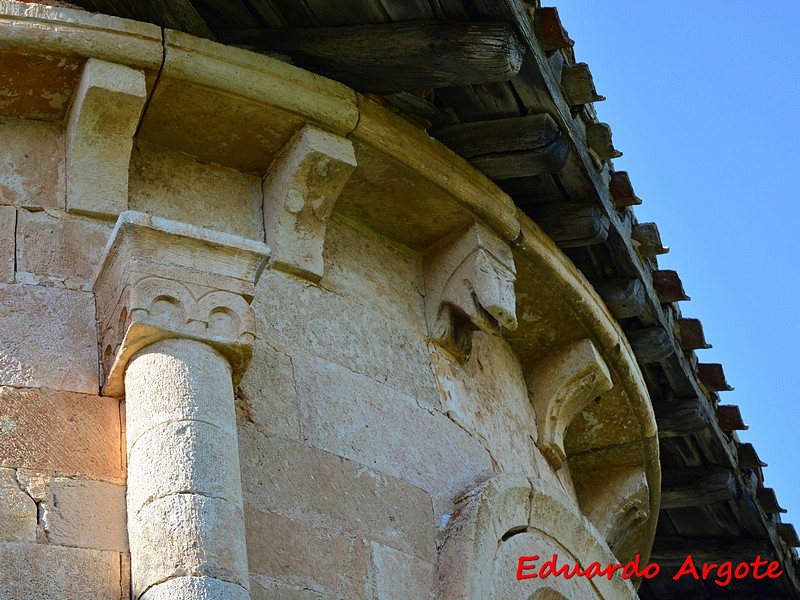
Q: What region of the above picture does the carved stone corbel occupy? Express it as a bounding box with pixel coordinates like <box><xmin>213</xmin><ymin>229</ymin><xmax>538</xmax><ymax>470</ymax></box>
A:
<box><xmin>423</xmin><ymin>221</ymin><xmax>518</xmax><ymax>357</ymax></box>
<box><xmin>262</xmin><ymin>124</ymin><xmax>357</xmax><ymax>281</ymax></box>
<box><xmin>66</xmin><ymin>58</ymin><xmax>147</xmax><ymax>217</ymax></box>
<box><xmin>581</xmin><ymin>468</ymin><xmax>650</xmax><ymax>554</ymax></box>
<box><xmin>528</xmin><ymin>339</ymin><xmax>612</xmax><ymax>470</ymax></box>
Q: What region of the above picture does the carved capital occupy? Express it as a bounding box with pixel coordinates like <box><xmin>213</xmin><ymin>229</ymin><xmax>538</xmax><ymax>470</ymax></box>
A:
<box><xmin>423</xmin><ymin>222</ymin><xmax>517</xmax><ymax>356</ymax></box>
<box><xmin>528</xmin><ymin>339</ymin><xmax>612</xmax><ymax>470</ymax></box>
<box><xmin>93</xmin><ymin>211</ymin><xmax>270</xmax><ymax>396</ymax></box>
<box><xmin>262</xmin><ymin>125</ymin><xmax>357</xmax><ymax>281</ymax></box>
<box><xmin>66</xmin><ymin>58</ymin><xmax>147</xmax><ymax>217</ymax></box>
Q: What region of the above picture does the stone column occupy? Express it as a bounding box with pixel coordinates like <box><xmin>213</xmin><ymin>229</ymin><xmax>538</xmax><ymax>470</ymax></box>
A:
<box><xmin>93</xmin><ymin>212</ymin><xmax>270</xmax><ymax>600</ymax></box>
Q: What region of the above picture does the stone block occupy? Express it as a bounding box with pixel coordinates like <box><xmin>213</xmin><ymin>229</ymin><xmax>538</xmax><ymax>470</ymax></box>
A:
<box><xmin>129</xmin><ymin>494</ymin><xmax>249</xmax><ymax>594</ymax></box>
<box><xmin>371</xmin><ymin>542</ymin><xmax>436</xmax><ymax>600</ymax></box>
<box><xmin>0</xmin><ymin>205</ymin><xmax>13</xmax><ymax>283</ymax></box>
<box><xmin>250</xmin><ymin>577</ymin><xmax>324</xmax><ymax>600</ymax></box>
<box><xmin>0</xmin><ymin>387</ymin><xmax>122</xmax><ymax>479</ymax></box>
<box><xmin>0</xmin><ymin>541</ymin><xmax>123</xmax><ymax>599</ymax></box>
<box><xmin>252</xmin><ymin>268</ymin><xmax>440</xmax><ymax>409</ymax></box>
<box><xmin>237</xmin><ymin>340</ymin><xmax>300</xmax><ymax>440</ymax></box>
<box><xmin>16</xmin><ymin>208</ymin><xmax>112</xmax><ymax>288</ymax></box>
<box><xmin>321</xmin><ymin>216</ymin><xmax>426</xmax><ymax>334</ymax></box>
<box><xmin>246</xmin><ymin>505</ymin><xmax>370</xmax><ymax>597</ymax></box>
<box><xmin>127</xmin><ymin>420</ymin><xmax>242</xmax><ymax>515</ymax></box>
<box><xmin>430</xmin><ymin>332</ymin><xmax>541</xmax><ymax>478</ymax></box>
<box><xmin>0</xmin><ymin>468</ymin><xmax>36</xmax><ymax>542</ymax></box>
<box><xmin>293</xmin><ymin>352</ymin><xmax>494</xmax><ymax>512</ymax></box>
<box><xmin>40</xmin><ymin>478</ymin><xmax>127</xmax><ymax>552</ymax></box>
<box><xmin>129</xmin><ymin>141</ymin><xmax>264</xmax><ymax>240</ymax></box>
<box><xmin>141</xmin><ymin>576</ymin><xmax>248</xmax><ymax>600</ymax></box>
<box><xmin>238</xmin><ymin>424</ymin><xmax>436</xmax><ymax>562</ymax></box>
<box><xmin>0</xmin><ymin>118</ymin><xmax>64</xmax><ymax>209</ymax></box>
<box><xmin>0</xmin><ymin>284</ymin><xmax>99</xmax><ymax>394</ymax></box>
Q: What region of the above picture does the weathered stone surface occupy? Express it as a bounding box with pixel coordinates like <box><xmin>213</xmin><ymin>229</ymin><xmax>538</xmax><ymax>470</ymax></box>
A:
<box><xmin>239</xmin><ymin>424</ymin><xmax>436</xmax><ymax>562</ymax></box>
<box><xmin>423</xmin><ymin>221</ymin><xmax>517</xmax><ymax>355</ymax></box>
<box><xmin>128</xmin><ymin>420</ymin><xmax>242</xmax><ymax>514</ymax></box>
<box><xmin>252</xmin><ymin>268</ymin><xmax>440</xmax><ymax>409</ymax></box>
<box><xmin>0</xmin><ymin>468</ymin><xmax>36</xmax><ymax>542</ymax></box>
<box><xmin>66</xmin><ymin>58</ymin><xmax>146</xmax><ymax>217</ymax></box>
<box><xmin>141</xmin><ymin>576</ymin><xmax>249</xmax><ymax>600</ymax></box>
<box><xmin>16</xmin><ymin>208</ymin><xmax>112</xmax><ymax>287</ymax></box>
<box><xmin>237</xmin><ymin>340</ymin><xmax>300</xmax><ymax>440</ymax></box>
<box><xmin>430</xmin><ymin>332</ymin><xmax>541</xmax><ymax>478</ymax></box>
<box><xmin>250</xmin><ymin>577</ymin><xmax>324</xmax><ymax>600</ymax></box>
<box><xmin>294</xmin><ymin>352</ymin><xmax>494</xmax><ymax>512</ymax></box>
<box><xmin>129</xmin><ymin>494</ymin><xmax>249</xmax><ymax>594</ymax></box>
<box><xmin>0</xmin><ymin>387</ymin><xmax>121</xmax><ymax>478</ymax></box>
<box><xmin>0</xmin><ymin>541</ymin><xmax>123</xmax><ymax>599</ymax></box>
<box><xmin>262</xmin><ymin>125</ymin><xmax>356</xmax><ymax>280</ymax></box>
<box><xmin>40</xmin><ymin>478</ymin><xmax>127</xmax><ymax>552</ymax></box>
<box><xmin>0</xmin><ymin>205</ymin><xmax>14</xmax><ymax>283</ymax></box>
<box><xmin>371</xmin><ymin>542</ymin><xmax>436</xmax><ymax>600</ymax></box>
<box><xmin>124</xmin><ymin>339</ymin><xmax>237</xmax><ymax>447</ymax></box>
<box><xmin>246</xmin><ymin>505</ymin><xmax>370</xmax><ymax>597</ymax></box>
<box><xmin>0</xmin><ymin>118</ymin><xmax>64</xmax><ymax>209</ymax></box>
<box><xmin>0</xmin><ymin>284</ymin><xmax>99</xmax><ymax>393</ymax></box>
<box><xmin>321</xmin><ymin>216</ymin><xmax>426</xmax><ymax>334</ymax></box>
<box><xmin>129</xmin><ymin>141</ymin><xmax>265</xmax><ymax>240</ymax></box>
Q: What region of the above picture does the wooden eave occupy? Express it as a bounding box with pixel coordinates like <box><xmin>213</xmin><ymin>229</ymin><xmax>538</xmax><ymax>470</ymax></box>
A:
<box><xmin>37</xmin><ymin>0</ymin><xmax>800</xmax><ymax>597</ymax></box>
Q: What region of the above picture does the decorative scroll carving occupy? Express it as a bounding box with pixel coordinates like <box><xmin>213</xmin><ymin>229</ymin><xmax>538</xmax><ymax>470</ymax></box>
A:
<box><xmin>262</xmin><ymin>125</ymin><xmax>357</xmax><ymax>281</ymax></box>
<box><xmin>580</xmin><ymin>468</ymin><xmax>650</xmax><ymax>555</ymax></box>
<box><xmin>93</xmin><ymin>211</ymin><xmax>270</xmax><ymax>396</ymax></box>
<box><xmin>66</xmin><ymin>58</ymin><xmax>147</xmax><ymax>217</ymax></box>
<box><xmin>528</xmin><ymin>339</ymin><xmax>612</xmax><ymax>470</ymax></box>
<box><xmin>423</xmin><ymin>222</ymin><xmax>517</xmax><ymax>357</ymax></box>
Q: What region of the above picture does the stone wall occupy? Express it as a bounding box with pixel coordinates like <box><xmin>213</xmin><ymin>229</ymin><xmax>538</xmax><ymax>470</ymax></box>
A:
<box><xmin>0</xmin><ymin>4</ymin><xmax>659</xmax><ymax>598</ymax></box>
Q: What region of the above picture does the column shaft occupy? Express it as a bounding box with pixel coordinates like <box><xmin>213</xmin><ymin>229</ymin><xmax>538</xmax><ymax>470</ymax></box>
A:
<box><xmin>124</xmin><ymin>338</ymin><xmax>249</xmax><ymax>600</ymax></box>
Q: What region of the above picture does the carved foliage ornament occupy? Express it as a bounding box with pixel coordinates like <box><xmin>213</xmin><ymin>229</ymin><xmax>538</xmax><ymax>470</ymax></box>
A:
<box><xmin>92</xmin><ymin>211</ymin><xmax>270</xmax><ymax>397</ymax></box>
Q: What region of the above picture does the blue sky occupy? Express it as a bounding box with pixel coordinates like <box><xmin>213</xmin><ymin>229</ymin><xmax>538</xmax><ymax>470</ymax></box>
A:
<box><xmin>552</xmin><ymin>2</ymin><xmax>800</xmax><ymax>523</ymax></box>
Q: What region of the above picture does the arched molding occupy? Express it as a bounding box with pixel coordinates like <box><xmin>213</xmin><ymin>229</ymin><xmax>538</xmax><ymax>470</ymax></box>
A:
<box><xmin>439</xmin><ymin>473</ymin><xmax>636</xmax><ymax>599</ymax></box>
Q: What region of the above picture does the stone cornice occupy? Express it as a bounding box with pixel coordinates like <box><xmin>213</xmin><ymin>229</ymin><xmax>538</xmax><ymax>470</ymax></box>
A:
<box><xmin>93</xmin><ymin>211</ymin><xmax>270</xmax><ymax>397</ymax></box>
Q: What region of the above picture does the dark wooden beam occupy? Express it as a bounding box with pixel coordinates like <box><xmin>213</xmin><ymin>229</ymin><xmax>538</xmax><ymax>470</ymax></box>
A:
<box><xmin>697</xmin><ymin>363</ymin><xmax>733</xmax><ymax>392</ymax></box>
<box><xmin>591</xmin><ymin>278</ymin><xmax>646</xmax><ymax>319</ymax></box>
<box><xmin>585</xmin><ymin>122</ymin><xmax>622</xmax><ymax>161</ymax></box>
<box><xmin>627</xmin><ymin>326</ymin><xmax>674</xmax><ymax>363</ymax></box>
<box><xmin>77</xmin><ymin>0</ymin><xmax>215</xmax><ymax>39</ymax></box>
<box><xmin>652</xmin><ymin>270</ymin><xmax>690</xmax><ymax>303</ymax></box>
<box><xmin>717</xmin><ymin>405</ymin><xmax>748</xmax><ymax>433</ymax></box>
<box><xmin>532</xmin><ymin>7</ymin><xmax>574</xmax><ymax>52</ymax></box>
<box><xmin>527</xmin><ymin>201</ymin><xmax>609</xmax><ymax>248</ymax></box>
<box><xmin>608</xmin><ymin>171</ymin><xmax>642</xmax><ymax>208</ymax></box>
<box><xmin>216</xmin><ymin>21</ymin><xmax>525</xmax><ymax>92</ymax></box>
<box><xmin>631</xmin><ymin>222</ymin><xmax>668</xmax><ymax>256</ymax></box>
<box><xmin>652</xmin><ymin>397</ymin><xmax>710</xmax><ymax>438</ymax></box>
<box><xmin>650</xmin><ymin>537</ymin><xmax>773</xmax><ymax>566</ymax></box>
<box><xmin>661</xmin><ymin>467</ymin><xmax>739</xmax><ymax>509</ymax></box>
<box><xmin>431</xmin><ymin>113</ymin><xmax>569</xmax><ymax>178</ymax></box>
<box><xmin>677</xmin><ymin>318</ymin><xmax>711</xmax><ymax>350</ymax></box>
<box><xmin>738</xmin><ymin>442</ymin><xmax>767</xmax><ymax>469</ymax></box>
<box><xmin>758</xmin><ymin>488</ymin><xmax>788</xmax><ymax>514</ymax></box>
<box><xmin>560</xmin><ymin>63</ymin><xmax>604</xmax><ymax>107</ymax></box>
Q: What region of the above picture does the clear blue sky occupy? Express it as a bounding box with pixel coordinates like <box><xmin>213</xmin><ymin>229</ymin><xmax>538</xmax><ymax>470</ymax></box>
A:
<box><xmin>553</xmin><ymin>1</ymin><xmax>800</xmax><ymax>524</ymax></box>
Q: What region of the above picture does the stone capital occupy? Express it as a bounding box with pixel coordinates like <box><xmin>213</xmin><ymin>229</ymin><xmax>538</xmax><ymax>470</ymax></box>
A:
<box><xmin>93</xmin><ymin>211</ymin><xmax>270</xmax><ymax>397</ymax></box>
